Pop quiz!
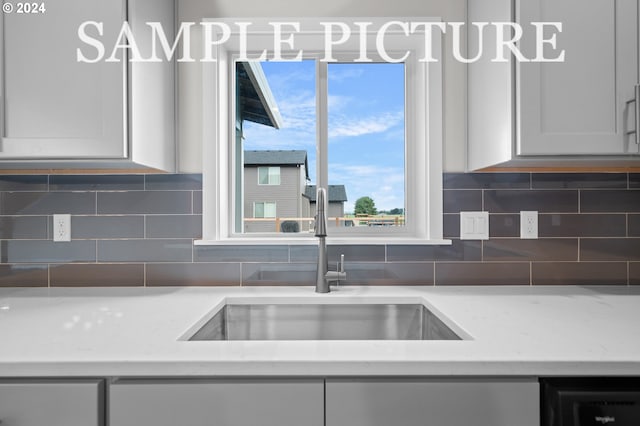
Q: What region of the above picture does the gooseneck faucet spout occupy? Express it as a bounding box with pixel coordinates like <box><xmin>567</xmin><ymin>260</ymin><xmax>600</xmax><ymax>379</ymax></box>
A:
<box><xmin>315</xmin><ymin>188</ymin><xmax>346</xmax><ymax>293</ymax></box>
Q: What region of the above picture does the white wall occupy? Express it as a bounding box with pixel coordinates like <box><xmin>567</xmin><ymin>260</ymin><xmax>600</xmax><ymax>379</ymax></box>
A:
<box><xmin>177</xmin><ymin>0</ymin><xmax>467</xmax><ymax>173</ymax></box>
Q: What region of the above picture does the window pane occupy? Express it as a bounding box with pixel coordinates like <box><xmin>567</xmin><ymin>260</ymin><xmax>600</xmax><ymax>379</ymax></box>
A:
<box><xmin>236</xmin><ymin>60</ymin><xmax>316</xmax><ymax>234</ymax></box>
<box><xmin>254</xmin><ymin>202</ymin><xmax>264</xmax><ymax>218</ymax></box>
<box><xmin>328</xmin><ymin>63</ymin><xmax>405</xmax><ymax>228</ymax></box>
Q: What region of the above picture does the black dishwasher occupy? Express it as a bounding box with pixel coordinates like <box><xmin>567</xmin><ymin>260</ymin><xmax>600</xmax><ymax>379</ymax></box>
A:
<box><xmin>541</xmin><ymin>378</ymin><xmax>640</xmax><ymax>425</ymax></box>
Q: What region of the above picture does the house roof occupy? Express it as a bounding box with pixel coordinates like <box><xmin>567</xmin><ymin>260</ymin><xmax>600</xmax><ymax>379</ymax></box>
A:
<box><xmin>304</xmin><ymin>185</ymin><xmax>348</xmax><ymax>203</ymax></box>
<box><xmin>244</xmin><ymin>150</ymin><xmax>309</xmax><ymax>180</ymax></box>
<box><xmin>236</xmin><ymin>62</ymin><xmax>283</xmax><ymax>129</ymax></box>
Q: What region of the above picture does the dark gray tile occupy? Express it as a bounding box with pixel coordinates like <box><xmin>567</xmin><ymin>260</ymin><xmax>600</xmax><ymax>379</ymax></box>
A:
<box><xmin>443</xmin><ymin>173</ymin><xmax>529</xmax><ymax>189</ymax></box>
<box><xmin>580</xmin><ymin>238</ymin><xmax>640</xmax><ymax>261</ymax></box>
<box><xmin>387</xmin><ymin>241</ymin><xmax>482</xmax><ymax>262</ymax></box>
<box><xmin>484</xmin><ymin>190</ymin><xmax>578</xmax><ymax>213</ymax></box>
<box><xmin>443</xmin><ymin>190</ymin><xmax>482</xmax><ymax>213</ymax></box>
<box><xmin>327</xmin><ymin>245</ymin><xmax>385</xmax><ymax>262</ymax></box>
<box><xmin>531</xmin><ymin>262</ymin><xmax>627</xmax><ymax>286</ymax></box>
<box><xmin>435</xmin><ymin>262</ymin><xmax>530</xmax><ymax>285</ymax></box>
<box><xmin>483</xmin><ymin>239</ymin><xmax>578</xmax><ymax>261</ymax></box>
<box><xmin>539</xmin><ymin>214</ymin><xmax>626</xmax><ymax>237</ymax></box>
<box><xmin>340</xmin><ymin>262</ymin><xmax>434</xmax><ymax>286</ymax></box>
<box><xmin>97</xmin><ymin>191</ymin><xmax>192</xmax><ymax>214</ymax></box>
<box><xmin>532</xmin><ymin>173</ymin><xmax>627</xmax><ymax>189</ymax></box>
<box><xmin>195</xmin><ymin>245</ymin><xmax>289</xmax><ymax>262</ymax></box>
<box><xmin>146</xmin><ymin>215</ymin><xmax>202</xmax><ymax>238</ymax></box>
<box><xmin>50</xmin><ymin>264</ymin><xmax>144</xmax><ymax>287</ymax></box>
<box><xmin>0</xmin><ymin>240</ymin><xmax>96</xmax><ymax>263</ymax></box>
<box><xmin>630</xmin><ymin>262</ymin><xmax>640</xmax><ymax>285</ymax></box>
<box><xmin>70</xmin><ymin>216</ymin><xmax>144</xmax><ymax>239</ymax></box>
<box><xmin>242</xmin><ymin>263</ymin><xmax>315</xmax><ymax>286</ymax></box>
<box><xmin>193</xmin><ymin>191</ymin><xmax>203</xmax><ymax>214</ymax></box>
<box><xmin>0</xmin><ymin>175</ymin><xmax>47</xmax><ymax>191</ymax></box>
<box><xmin>0</xmin><ymin>264</ymin><xmax>48</xmax><ymax>287</ymax></box>
<box><xmin>443</xmin><ymin>214</ymin><xmax>460</xmax><ymax>238</ymax></box>
<box><xmin>49</xmin><ymin>175</ymin><xmax>144</xmax><ymax>191</ymax></box>
<box><xmin>0</xmin><ymin>217</ymin><xmax>48</xmax><ymax>239</ymax></box>
<box><xmin>489</xmin><ymin>214</ymin><xmax>519</xmax><ymax>237</ymax></box>
<box><xmin>630</xmin><ymin>215</ymin><xmax>640</xmax><ymax>237</ymax></box>
<box><xmin>147</xmin><ymin>263</ymin><xmax>240</xmax><ymax>286</ymax></box>
<box><xmin>290</xmin><ymin>245</ymin><xmax>318</xmax><ymax>262</ymax></box>
<box><xmin>97</xmin><ymin>239</ymin><xmax>193</xmax><ymax>262</ymax></box>
<box><xmin>581</xmin><ymin>190</ymin><xmax>640</xmax><ymax>213</ymax></box>
<box><xmin>145</xmin><ymin>174</ymin><xmax>202</xmax><ymax>190</ymax></box>
<box><xmin>0</xmin><ymin>192</ymin><xmax>96</xmax><ymax>215</ymax></box>
<box><xmin>629</xmin><ymin>174</ymin><xmax>640</xmax><ymax>188</ymax></box>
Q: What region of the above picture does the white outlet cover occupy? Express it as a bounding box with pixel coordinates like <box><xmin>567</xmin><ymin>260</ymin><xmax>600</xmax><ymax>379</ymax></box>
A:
<box><xmin>520</xmin><ymin>211</ymin><xmax>538</xmax><ymax>239</ymax></box>
<box><xmin>53</xmin><ymin>214</ymin><xmax>71</xmax><ymax>242</ymax></box>
<box><xmin>460</xmin><ymin>211</ymin><xmax>489</xmax><ymax>240</ymax></box>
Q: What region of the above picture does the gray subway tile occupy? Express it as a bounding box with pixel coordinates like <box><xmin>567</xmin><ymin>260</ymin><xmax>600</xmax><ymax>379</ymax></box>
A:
<box><xmin>195</xmin><ymin>245</ymin><xmax>289</xmax><ymax>262</ymax></box>
<box><xmin>387</xmin><ymin>241</ymin><xmax>481</xmax><ymax>262</ymax></box>
<box><xmin>145</xmin><ymin>174</ymin><xmax>202</xmax><ymax>190</ymax></box>
<box><xmin>242</xmin><ymin>263</ymin><xmax>315</xmax><ymax>286</ymax></box>
<box><xmin>0</xmin><ymin>217</ymin><xmax>48</xmax><ymax>239</ymax></box>
<box><xmin>483</xmin><ymin>239</ymin><xmax>578</xmax><ymax>261</ymax></box>
<box><xmin>581</xmin><ymin>190</ymin><xmax>640</xmax><ymax>213</ymax></box>
<box><xmin>0</xmin><ymin>240</ymin><xmax>96</xmax><ymax>263</ymax></box>
<box><xmin>0</xmin><ymin>264</ymin><xmax>48</xmax><ymax>287</ymax></box>
<box><xmin>147</xmin><ymin>263</ymin><xmax>240</xmax><ymax>286</ymax></box>
<box><xmin>629</xmin><ymin>174</ymin><xmax>640</xmax><ymax>188</ymax></box>
<box><xmin>435</xmin><ymin>262</ymin><xmax>530</xmax><ymax>286</ymax></box>
<box><xmin>97</xmin><ymin>191</ymin><xmax>192</xmax><ymax>214</ymax></box>
<box><xmin>580</xmin><ymin>238</ymin><xmax>640</xmax><ymax>261</ymax></box>
<box><xmin>69</xmin><ymin>215</ymin><xmax>144</xmax><ymax>239</ymax></box>
<box><xmin>0</xmin><ymin>175</ymin><xmax>48</xmax><ymax>191</ymax></box>
<box><xmin>531</xmin><ymin>262</ymin><xmax>627</xmax><ymax>286</ymax></box>
<box><xmin>146</xmin><ymin>215</ymin><xmax>202</xmax><ymax>239</ymax></box>
<box><xmin>443</xmin><ymin>190</ymin><xmax>482</xmax><ymax>213</ymax></box>
<box><xmin>290</xmin><ymin>245</ymin><xmax>318</xmax><ymax>262</ymax></box>
<box><xmin>489</xmin><ymin>214</ymin><xmax>520</xmax><ymax>238</ymax></box>
<box><xmin>443</xmin><ymin>173</ymin><xmax>529</xmax><ymax>189</ymax></box>
<box><xmin>340</xmin><ymin>262</ymin><xmax>434</xmax><ymax>286</ymax></box>
<box><xmin>443</xmin><ymin>214</ymin><xmax>460</xmax><ymax>238</ymax></box>
<box><xmin>49</xmin><ymin>175</ymin><xmax>144</xmax><ymax>191</ymax></box>
<box><xmin>539</xmin><ymin>214</ymin><xmax>626</xmax><ymax>237</ymax></box>
<box><xmin>484</xmin><ymin>190</ymin><xmax>578</xmax><ymax>213</ymax></box>
<box><xmin>193</xmin><ymin>191</ymin><xmax>203</xmax><ymax>214</ymax></box>
<box><xmin>629</xmin><ymin>215</ymin><xmax>640</xmax><ymax>237</ymax></box>
<box><xmin>98</xmin><ymin>239</ymin><xmax>193</xmax><ymax>262</ymax></box>
<box><xmin>532</xmin><ymin>173</ymin><xmax>627</xmax><ymax>189</ymax></box>
<box><xmin>50</xmin><ymin>264</ymin><xmax>144</xmax><ymax>287</ymax></box>
<box><xmin>327</xmin><ymin>245</ymin><xmax>385</xmax><ymax>262</ymax></box>
<box><xmin>630</xmin><ymin>262</ymin><xmax>640</xmax><ymax>285</ymax></box>
<box><xmin>0</xmin><ymin>192</ymin><xmax>96</xmax><ymax>215</ymax></box>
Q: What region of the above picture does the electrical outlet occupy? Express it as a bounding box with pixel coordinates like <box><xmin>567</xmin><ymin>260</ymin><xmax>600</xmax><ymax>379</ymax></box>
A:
<box><xmin>520</xmin><ymin>211</ymin><xmax>538</xmax><ymax>239</ymax></box>
<box><xmin>53</xmin><ymin>214</ymin><xmax>71</xmax><ymax>242</ymax></box>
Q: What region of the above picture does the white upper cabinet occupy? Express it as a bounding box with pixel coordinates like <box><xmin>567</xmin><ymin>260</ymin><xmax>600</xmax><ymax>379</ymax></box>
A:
<box><xmin>468</xmin><ymin>0</ymin><xmax>640</xmax><ymax>169</ymax></box>
<box><xmin>0</xmin><ymin>0</ymin><xmax>175</xmax><ymax>171</ymax></box>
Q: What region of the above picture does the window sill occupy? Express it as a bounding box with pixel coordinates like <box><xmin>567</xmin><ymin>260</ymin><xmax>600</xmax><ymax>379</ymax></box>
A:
<box><xmin>194</xmin><ymin>237</ymin><xmax>452</xmax><ymax>246</ymax></box>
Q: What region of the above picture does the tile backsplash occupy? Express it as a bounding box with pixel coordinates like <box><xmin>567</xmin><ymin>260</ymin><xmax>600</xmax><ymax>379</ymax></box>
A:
<box><xmin>0</xmin><ymin>172</ymin><xmax>639</xmax><ymax>287</ymax></box>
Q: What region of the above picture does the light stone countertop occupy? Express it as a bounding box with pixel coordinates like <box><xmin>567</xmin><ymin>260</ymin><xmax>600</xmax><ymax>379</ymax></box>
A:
<box><xmin>0</xmin><ymin>285</ymin><xmax>638</xmax><ymax>377</ymax></box>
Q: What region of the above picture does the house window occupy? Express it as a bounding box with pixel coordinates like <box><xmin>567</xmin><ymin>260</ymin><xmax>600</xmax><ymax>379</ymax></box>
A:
<box><xmin>258</xmin><ymin>167</ymin><xmax>281</xmax><ymax>185</ymax></box>
<box><xmin>254</xmin><ymin>202</ymin><xmax>277</xmax><ymax>218</ymax></box>
<box><xmin>200</xmin><ymin>18</ymin><xmax>446</xmax><ymax>244</ymax></box>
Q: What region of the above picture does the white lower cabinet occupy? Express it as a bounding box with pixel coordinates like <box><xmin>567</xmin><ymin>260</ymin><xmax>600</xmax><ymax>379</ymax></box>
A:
<box><xmin>326</xmin><ymin>378</ymin><xmax>540</xmax><ymax>426</ymax></box>
<box><xmin>0</xmin><ymin>379</ymin><xmax>104</xmax><ymax>426</ymax></box>
<box><xmin>109</xmin><ymin>379</ymin><xmax>324</xmax><ymax>426</ymax></box>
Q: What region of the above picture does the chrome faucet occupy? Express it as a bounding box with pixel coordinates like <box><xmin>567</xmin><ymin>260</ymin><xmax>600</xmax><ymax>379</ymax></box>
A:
<box><xmin>315</xmin><ymin>188</ymin><xmax>346</xmax><ymax>293</ymax></box>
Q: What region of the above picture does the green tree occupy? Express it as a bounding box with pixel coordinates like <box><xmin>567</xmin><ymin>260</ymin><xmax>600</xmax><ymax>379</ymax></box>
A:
<box><xmin>354</xmin><ymin>196</ymin><xmax>377</xmax><ymax>216</ymax></box>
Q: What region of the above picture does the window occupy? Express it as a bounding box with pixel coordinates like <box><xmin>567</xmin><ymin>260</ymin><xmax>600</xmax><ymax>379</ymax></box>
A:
<box><xmin>200</xmin><ymin>18</ymin><xmax>446</xmax><ymax>244</ymax></box>
<box><xmin>258</xmin><ymin>167</ymin><xmax>281</xmax><ymax>185</ymax></box>
<box><xmin>254</xmin><ymin>202</ymin><xmax>277</xmax><ymax>218</ymax></box>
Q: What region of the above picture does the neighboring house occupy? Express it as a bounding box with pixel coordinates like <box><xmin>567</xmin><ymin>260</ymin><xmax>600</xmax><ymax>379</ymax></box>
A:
<box><xmin>243</xmin><ymin>150</ymin><xmax>311</xmax><ymax>233</ymax></box>
<box><xmin>304</xmin><ymin>185</ymin><xmax>349</xmax><ymax>228</ymax></box>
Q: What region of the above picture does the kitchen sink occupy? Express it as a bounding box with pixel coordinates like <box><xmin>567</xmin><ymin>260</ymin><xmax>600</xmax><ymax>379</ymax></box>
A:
<box><xmin>185</xmin><ymin>302</ymin><xmax>463</xmax><ymax>341</ymax></box>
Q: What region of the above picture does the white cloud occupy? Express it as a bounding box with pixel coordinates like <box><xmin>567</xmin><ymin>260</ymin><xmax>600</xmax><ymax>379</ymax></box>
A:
<box><xmin>329</xmin><ymin>111</ymin><xmax>404</xmax><ymax>139</ymax></box>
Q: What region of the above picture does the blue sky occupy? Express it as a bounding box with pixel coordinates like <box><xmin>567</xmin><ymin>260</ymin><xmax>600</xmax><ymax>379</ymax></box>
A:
<box><xmin>242</xmin><ymin>60</ymin><xmax>405</xmax><ymax>213</ymax></box>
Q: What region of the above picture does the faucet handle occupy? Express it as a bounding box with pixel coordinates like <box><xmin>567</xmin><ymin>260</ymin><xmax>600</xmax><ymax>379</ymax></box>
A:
<box><xmin>339</xmin><ymin>254</ymin><xmax>345</xmax><ymax>273</ymax></box>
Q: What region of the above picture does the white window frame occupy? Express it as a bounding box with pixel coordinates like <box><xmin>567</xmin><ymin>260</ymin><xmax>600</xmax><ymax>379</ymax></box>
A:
<box><xmin>258</xmin><ymin>166</ymin><xmax>281</xmax><ymax>186</ymax></box>
<box><xmin>254</xmin><ymin>201</ymin><xmax>277</xmax><ymax>218</ymax></box>
<box><xmin>198</xmin><ymin>17</ymin><xmax>448</xmax><ymax>245</ymax></box>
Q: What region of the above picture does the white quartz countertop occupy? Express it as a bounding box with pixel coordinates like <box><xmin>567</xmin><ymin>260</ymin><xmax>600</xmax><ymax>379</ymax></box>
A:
<box><xmin>0</xmin><ymin>285</ymin><xmax>639</xmax><ymax>377</ymax></box>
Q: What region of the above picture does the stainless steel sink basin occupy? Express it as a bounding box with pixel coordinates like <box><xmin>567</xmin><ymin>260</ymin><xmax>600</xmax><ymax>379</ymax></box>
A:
<box><xmin>187</xmin><ymin>303</ymin><xmax>462</xmax><ymax>341</ymax></box>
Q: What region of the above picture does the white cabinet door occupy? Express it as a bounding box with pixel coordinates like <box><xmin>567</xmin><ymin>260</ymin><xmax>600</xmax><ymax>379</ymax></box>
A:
<box><xmin>517</xmin><ymin>0</ymin><xmax>638</xmax><ymax>155</ymax></box>
<box><xmin>0</xmin><ymin>380</ymin><xmax>104</xmax><ymax>426</ymax></box>
<box><xmin>0</xmin><ymin>0</ymin><xmax>126</xmax><ymax>159</ymax></box>
<box><xmin>110</xmin><ymin>379</ymin><xmax>324</xmax><ymax>426</ymax></box>
<box><xmin>326</xmin><ymin>379</ymin><xmax>539</xmax><ymax>426</ymax></box>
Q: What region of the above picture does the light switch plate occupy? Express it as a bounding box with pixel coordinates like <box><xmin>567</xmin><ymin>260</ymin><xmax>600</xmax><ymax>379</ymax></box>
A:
<box><xmin>460</xmin><ymin>211</ymin><xmax>489</xmax><ymax>240</ymax></box>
